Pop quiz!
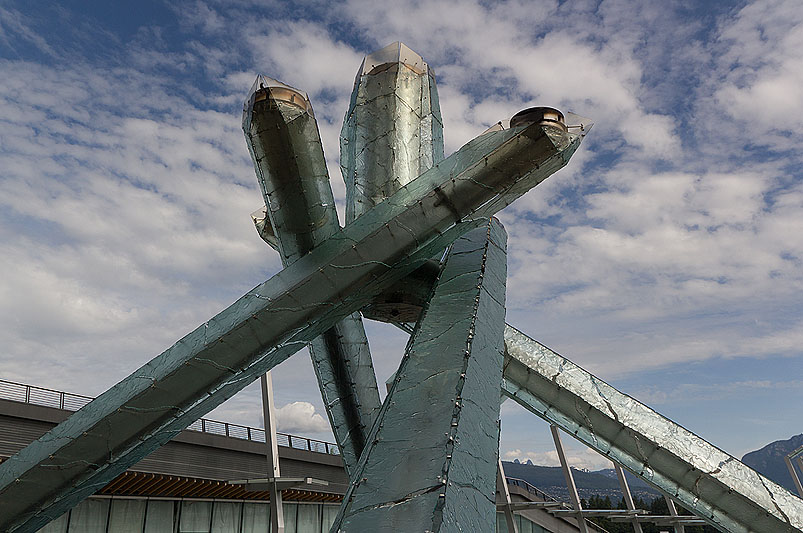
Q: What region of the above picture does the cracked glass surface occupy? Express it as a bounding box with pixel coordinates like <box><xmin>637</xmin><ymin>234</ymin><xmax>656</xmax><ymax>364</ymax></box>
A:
<box><xmin>244</xmin><ymin>75</ymin><xmax>339</xmax><ymax>265</ymax></box>
<box><xmin>341</xmin><ymin>43</ymin><xmax>444</xmax><ymax>325</ymax></box>
<box><xmin>0</xmin><ymin>114</ymin><xmax>581</xmax><ymax>532</ymax></box>
<box><xmin>306</xmin><ymin>318</ymin><xmax>379</xmax><ymax>479</ymax></box>
<box><xmin>502</xmin><ymin>326</ymin><xmax>803</xmax><ymax>533</ymax></box>
<box><xmin>243</xmin><ymin>76</ymin><xmax>381</xmax><ymax>478</ymax></box>
<box><xmin>333</xmin><ymin>219</ymin><xmax>507</xmax><ymax>532</ymax></box>
<box><xmin>340</xmin><ymin>42</ymin><xmax>444</xmax><ymax>223</ymax></box>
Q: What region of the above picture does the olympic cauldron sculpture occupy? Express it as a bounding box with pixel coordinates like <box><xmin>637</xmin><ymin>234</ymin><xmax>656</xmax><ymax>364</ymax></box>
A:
<box><xmin>0</xmin><ymin>42</ymin><xmax>801</xmax><ymax>533</ymax></box>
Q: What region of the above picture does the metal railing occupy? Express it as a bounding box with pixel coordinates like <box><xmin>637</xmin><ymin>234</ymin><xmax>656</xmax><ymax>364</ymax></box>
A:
<box><xmin>0</xmin><ymin>379</ymin><xmax>340</xmax><ymax>456</ymax></box>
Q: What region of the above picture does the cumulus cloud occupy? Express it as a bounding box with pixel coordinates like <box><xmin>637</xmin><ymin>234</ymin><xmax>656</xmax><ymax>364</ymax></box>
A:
<box><xmin>275</xmin><ymin>401</ymin><xmax>331</xmax><ymax>434</ymax></box>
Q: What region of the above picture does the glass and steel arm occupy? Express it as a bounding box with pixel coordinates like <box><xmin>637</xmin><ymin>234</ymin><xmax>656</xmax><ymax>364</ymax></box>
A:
<box><xmin>502</xmin><ymin>326</ymin><xmax>803</xmax><ymax>533</ymax></box>
<box><xmin>0</xmin><ymin>118</ymin><xmax>581</xmax><ymax>532</ymax></box>
<box><xmin>243</xmin><ymin>76</ymin><xmax>381</xmax><ymax>477</ymax></box>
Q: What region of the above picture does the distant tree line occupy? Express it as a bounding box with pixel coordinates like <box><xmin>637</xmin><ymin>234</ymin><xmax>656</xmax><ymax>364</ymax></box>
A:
<box><xmin>581</xmin><ymin>495</ymin><xmax>718</xmax><ymax>533</ymax></box>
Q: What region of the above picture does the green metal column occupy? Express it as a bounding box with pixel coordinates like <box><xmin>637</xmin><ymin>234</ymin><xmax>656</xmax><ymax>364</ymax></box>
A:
<box><xmin>0</xmin><ymin>118</ymin><xmax>582</xmax><ymax>532</ymax></box>
<box><xmin>243</xmin><ymin>76</ymin><xmax>381</xmax><ymax>476</ymax></box>
<box><xmin>333</xmin><ymin>218</ymin><xmax>508</xmax><ymax>532</ymax></box>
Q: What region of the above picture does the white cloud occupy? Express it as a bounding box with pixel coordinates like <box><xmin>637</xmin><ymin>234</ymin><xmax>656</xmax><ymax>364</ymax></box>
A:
<box><xmin>339</xmin><ymin>0</ymin><xmax>683</xmax><ymax>159</ymax></box>
<box><xmin>684</xmin><ymin>0</ymin><xmax>803</xmax><ymax>160</ymax></box>
<box><xmin>0</xmin><ymin>58</ymin><xmax>280</xmax><ymax>392</ymax></box>
<box><xmin>0</xmin><ymin>6</ymin><xmax>57</xmax><ymax>57</ymax></box>
<box><xmin>713</xmin><ymin>0</ymin><xmax>803</xmax><ymax>134</ymax></box>
<box><xmin>502</xmin><ymin>154</ymin><xmax>803</xmax><ymax>376</ymax></box>
<box><xmin>244</xmin><ymin>21</ymin><xmax>363</xmax><ymax>99</ymax></box>
<box><xmin>275</xmin><ymin>401</ymin><xmax>330</xmax><ymax>434</ymax></box>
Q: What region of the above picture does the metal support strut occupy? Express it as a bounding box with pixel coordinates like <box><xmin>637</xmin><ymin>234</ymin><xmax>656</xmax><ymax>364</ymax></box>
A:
<box><xmin>614</xmin><ymin>463</ymin><xmax>643</xmax><ymax>533</ymax></box>
<box><xmin>497</xmin><ymin>458</ymin><xmax>519</xmax><ymax>533</ymax></box>
<box><xmin>502</xmin><ymin>326</ymin><xmax>803</xmax><ymax>533</ymax></box>
<box><xmin>550</xmin><ymin>425</ymin><xmax>589</xmax><ymax>533</ymax></box>
<box><xmin>260</xmin><ymin>372</ymin><xmax>284</xmax><ymax>533</ymax></box>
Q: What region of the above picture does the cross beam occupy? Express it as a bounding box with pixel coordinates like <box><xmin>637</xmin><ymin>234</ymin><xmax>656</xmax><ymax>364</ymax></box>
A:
<box><xmin>0</xmin><ymin>116</ymin><xmax>581</xmax><ymax>532</ymax></box>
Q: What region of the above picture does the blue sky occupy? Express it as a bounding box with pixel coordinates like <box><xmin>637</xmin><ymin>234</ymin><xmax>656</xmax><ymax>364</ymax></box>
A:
<box><xmin>1</xmin><ymin>0</ymin><xmax>802</xmax><ymax>471</ymax></box>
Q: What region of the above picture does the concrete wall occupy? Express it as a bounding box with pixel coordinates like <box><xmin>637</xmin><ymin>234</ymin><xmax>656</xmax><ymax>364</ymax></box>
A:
<box><xmin>0</xmin><ymin>398</ymin><xmax>348</xmax><ymax>495</ymax></box>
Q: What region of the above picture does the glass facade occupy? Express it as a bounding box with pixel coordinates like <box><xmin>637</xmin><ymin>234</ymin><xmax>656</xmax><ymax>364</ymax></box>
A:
<box><xmin>37</xmin><ymin>499</ymin><xmax>547</xmax><ymax>533</ymax></box>
<box><xmin>37</xmin><ymin>500</ymin><xmax>339</xmax><ymax>533</ymax></box>
<box><xmin>496</xmin><ymin>512</ymin><xmax>549</xmax><ymax>533</ymax></box>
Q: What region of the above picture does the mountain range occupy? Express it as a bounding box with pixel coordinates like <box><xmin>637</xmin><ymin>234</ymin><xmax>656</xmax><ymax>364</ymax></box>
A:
<box><xmin>501</xmin><ymin>460</ymin><xmax>661</xmax><ymax>503</ymax></box>
<box><xmin>741</xmin><ymin>433</ymin><xmax>803</xmax><ymax>493</ymax></box>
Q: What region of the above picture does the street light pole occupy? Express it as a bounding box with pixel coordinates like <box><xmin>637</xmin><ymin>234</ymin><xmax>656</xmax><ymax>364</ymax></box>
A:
<box><xmin>261</xmin><ymin>371</ymin><xmax>284</xmax><ymax>532</ymax></box>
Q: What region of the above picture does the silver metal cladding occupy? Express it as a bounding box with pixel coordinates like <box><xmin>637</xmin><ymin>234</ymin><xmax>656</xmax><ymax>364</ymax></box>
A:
<box><xmin>243</xmin><ymin>76</ymin><xmax>382</xmax><ymax>479</ymax></box>
<box><xmin>502</xmin><ymin>326</ymin><xmax>803</xmax><ymax>533</ymax></box>
<box><xmin>340</xmin><ymin>42</ymin><xmax>445</xmax><ymax>224</ymax></box>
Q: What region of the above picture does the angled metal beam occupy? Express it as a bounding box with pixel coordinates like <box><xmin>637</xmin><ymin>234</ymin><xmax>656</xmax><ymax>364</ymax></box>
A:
<box><xmin>306</xmin><ymin>318</ymin><xmax>378</xmax><ymax>477</ymax></box>
<box><xmin>550</xmin><ymin>425</ymin><xmax>589</xmax><ymax>533</ymax></box>
<box><xmin>662</xmin><ymin>491</ymin><xmax>686</xmax><ymax>533</ymax></box>
<box><xmin>332</xmin><ymin>219</ymin><xmax>508</xmax><ymax>532</ymax></box>
<box><xmin>787</xmin><ymin>454</ymin><xmax>803</xmax><ymax>498</ymax></box>
<box><xmin>501</xmin><ymin>325</ymin><xmax>803</xmax><ymax>533</ymax></box>
<box><xmin>614</xmin><ymin>462</ymin><xmax>644</xmax><ymax>533</ymax></box>
<box><xmin>243</xmin><ymin>76</ymin><xmax>381</xmax><ymax>476</ymax></box>
<box><xmin>497</xmin><ymin>458</ymin><xmax>519</xmax><ymax>533</ymax></box>
<box><xmin>0</xmin><ymin>118</ymin><xmax>581</xmax><ymax>532</ymax></box>
<box><xmin>260</xmin><ymin>372</ymin><xmax>284</xmax><ymax>533</ymax></box>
